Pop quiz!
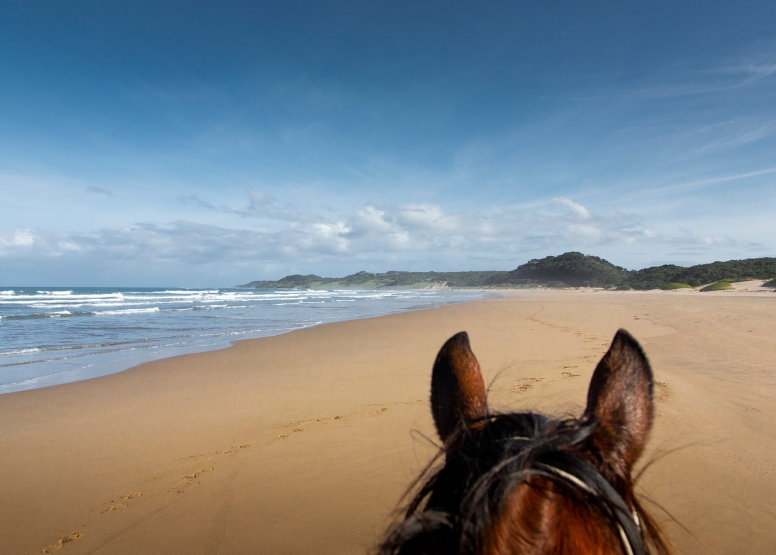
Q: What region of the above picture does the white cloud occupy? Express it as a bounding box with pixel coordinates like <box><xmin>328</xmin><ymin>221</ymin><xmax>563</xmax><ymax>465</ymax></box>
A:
<box><xmin>0</xmin><ymin>199</ymin><xmax>706</xmax><ymax>256</ymax></box>
<box><xmin>554</xmin><ymin>197</ymin><xmax>592</xmax><ymax>219</ymax></box>
<box><xmin>0</xmin><ymin>196</ymin><xmax>758</xmax><ymax>285</ymax></box>
<box><xmin>1</xmin><ymin>229</ymin><xmax>36</xmax><ymax>247</ymax></box>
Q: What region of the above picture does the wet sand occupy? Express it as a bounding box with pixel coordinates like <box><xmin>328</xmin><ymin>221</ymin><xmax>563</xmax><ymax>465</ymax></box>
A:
<box><xmin>1</xmin><ymin>288</ymin><xmax>774</xmax><ymax>554</ymax></box>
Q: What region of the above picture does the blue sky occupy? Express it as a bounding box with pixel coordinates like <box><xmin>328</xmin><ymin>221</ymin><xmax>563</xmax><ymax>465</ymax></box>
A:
<box><xmin>1</xmin><ymin>1</ymin><xmax>775</xmax><ymax>286</ymax></box>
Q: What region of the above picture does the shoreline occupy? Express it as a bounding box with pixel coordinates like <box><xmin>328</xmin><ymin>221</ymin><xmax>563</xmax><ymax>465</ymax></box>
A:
<box><xmin>1</xmin><ymin>290</ymin><xmax>774</xmax><ymax>554</ymax></box>
<box><xmin>5</xmin><ymin>281</ymin><xmax>770</xmax><ymax>396</ymax></box>
<box><xmin>0</xmin><ymin>287</ymin><xmax>488</xmax><ymax>395</ymax></box>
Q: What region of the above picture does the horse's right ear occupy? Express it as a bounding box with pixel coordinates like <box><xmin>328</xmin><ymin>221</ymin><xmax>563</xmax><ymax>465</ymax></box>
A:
<box><xmin>431</xmin><ymin>332</ymin><xmax>488</xmax><ymax>443</ymax></box>
<box><xmin>584</xmin><ymin>329</ymin><xmax>654</xmax><ymax>477</ymax></box>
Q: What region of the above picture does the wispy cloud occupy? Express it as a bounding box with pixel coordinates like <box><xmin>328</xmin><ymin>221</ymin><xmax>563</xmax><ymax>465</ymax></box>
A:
<box><xmin>85</xmin><ymin>185</ymin><xmax>115</xmax><ymax>197</ymax></box>
<box><xmin>177</xmin><ymin>190</ymin><xmax>306</xmax><ymax>222</ymax></box>
<box><xmin>615</xmin><ymin>51</ymin><xmax>776</xmax><ymax>101</ymax></box>
<box><xmin>706</xmin><ymin>59</ymin><xmax>776</xmax><ymax>84</ymax></box>
<box><xmin>669</xmin><ymin>167</ymin><xmax>776</xmax><ymax>191</ymax></box>
<box><xmin>177</xmin><ymin>195</ymin><xmax>217</xmax><ymax>210</ymax></box>
<box><xmin>554</xmin><ymin>197</ymin><xmax>592</xmax><ymax>219</ymax></box>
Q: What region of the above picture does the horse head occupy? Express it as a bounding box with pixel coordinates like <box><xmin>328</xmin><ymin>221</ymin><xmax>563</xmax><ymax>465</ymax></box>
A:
<box><xmin>379</xmin><ymin>329</ymin><xmax>669</xmax><ymax>555</ymax></box>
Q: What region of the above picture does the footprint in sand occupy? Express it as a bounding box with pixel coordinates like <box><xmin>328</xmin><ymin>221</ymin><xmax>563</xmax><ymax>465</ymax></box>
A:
<box><xmin>123</xmin><ymin>492</ymin><xmax>142</xmax><ymax>500</ymax></box>
<box><xmin>292</xmin><ymin>427</ymin><xmax>303</xmax><ymax>432</ymax></box>
<box><xmin>655</xmin><ymin>381</ymin><xmax>671</xmax><ymax>402</ymax></box>
<box><xmin>182</xmin><ymin>467</ymin><xmax>214</xmax><ymax>480</ymax></box>
<box><xmin>561</xmin><ymin>371</ymin><xmax>580</xmax><ymax>378</ymax></box>
<box><xmin>101</xmin><ymin>503</ymin><xmax>127</xmax><ymax>513</ymax></box>
<box><xmin>42</xmin><ymin>533</ymin><xmax>83</xmax><ymax>553</ymax></box>
<box><xmin>508</xmin><ymin>382</ymin><xmax>533</xmax><ymax>393</ymax></box>
<box><xmin>500</xmin><ymin>378</ymin><xmax>544</xmax><ymax>394</ymax></box>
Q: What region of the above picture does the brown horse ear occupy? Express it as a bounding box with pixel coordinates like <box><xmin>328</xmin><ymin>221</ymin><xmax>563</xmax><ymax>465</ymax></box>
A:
<box><xmin>584</xmin><ymin>329</ymin><xmax>654</xmax><ymax>475</ymax></box>
<box><xmin>431</xmin><ymin>332</ymin><xmax>488</xmax><ymax>443</ymax></box>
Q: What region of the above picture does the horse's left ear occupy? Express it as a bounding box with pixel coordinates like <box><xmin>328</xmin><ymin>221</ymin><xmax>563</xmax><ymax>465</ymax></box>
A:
<box><xmin>584</xmin><ymin>329</ymin><xmax>654</xmax><ymax>475</ymax></box>
<box><xmin>431</xmin><ymin>332</ymin><xmax>488</xmax><ymax>443</ymax></box>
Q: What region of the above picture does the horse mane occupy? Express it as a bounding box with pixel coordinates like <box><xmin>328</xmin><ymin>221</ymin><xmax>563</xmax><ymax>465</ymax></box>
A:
<box><xmin>377</xmin><ymin>410</ymin><xmax>671</xmax><ymax>555</ymax></box>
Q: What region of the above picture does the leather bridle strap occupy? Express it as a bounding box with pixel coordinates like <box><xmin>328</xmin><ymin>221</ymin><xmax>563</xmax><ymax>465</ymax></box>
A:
<box><xmin>535</xmin><ymin>453</ymin><xmax>647</xmax><ymax>555</ymax></box>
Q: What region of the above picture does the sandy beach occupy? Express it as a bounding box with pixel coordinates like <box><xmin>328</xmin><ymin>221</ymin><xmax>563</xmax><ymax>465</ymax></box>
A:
<box><xmin>1</xmin><ymin>288</ymin><xmax>775</xmax><ymax>555</ymax></box>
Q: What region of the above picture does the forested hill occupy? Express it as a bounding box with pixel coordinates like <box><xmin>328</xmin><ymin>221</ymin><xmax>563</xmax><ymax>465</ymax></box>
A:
<box><xmin>239</xmin><ymin>252</ymin><xmax>776</xmax><ymax>290</ymax></box>
<box><xmin>239</xmin><ymin>270</ymin><xmax>506</xmax><ymax>289</ymax></box>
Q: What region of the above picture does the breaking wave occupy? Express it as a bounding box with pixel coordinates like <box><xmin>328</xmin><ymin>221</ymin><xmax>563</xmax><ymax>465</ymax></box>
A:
<box><xmin>0</xmin><ymin>286</ymin><xmax>486</xmax><ymax>394</ymax></box>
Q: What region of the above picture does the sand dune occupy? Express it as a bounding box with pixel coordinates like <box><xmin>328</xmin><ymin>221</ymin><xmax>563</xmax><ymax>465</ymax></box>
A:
<box><xmin>1</xmin><ymin>290</ymin><xmax>774</xmax><ymax>554</ymax></box>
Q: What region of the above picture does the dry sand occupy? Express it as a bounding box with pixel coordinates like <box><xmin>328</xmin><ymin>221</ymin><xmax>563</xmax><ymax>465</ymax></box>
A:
<box><xmin>1</xmin><ymin>288</ymin><xmax>775</xmax><ymax>554</ymax></box>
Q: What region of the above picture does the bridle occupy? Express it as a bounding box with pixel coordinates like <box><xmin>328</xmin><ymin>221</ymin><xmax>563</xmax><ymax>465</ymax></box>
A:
<box><xmin>533</xmin><ymin>451</ymin><xmax>646</xmax><ymax>555</ymax></box>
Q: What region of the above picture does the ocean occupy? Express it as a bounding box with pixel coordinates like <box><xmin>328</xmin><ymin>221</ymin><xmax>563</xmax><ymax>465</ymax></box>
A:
<box><xmin>0</xmin><ymin>287</ymin><xmax>486</xmax><ymax>394</ymax></box>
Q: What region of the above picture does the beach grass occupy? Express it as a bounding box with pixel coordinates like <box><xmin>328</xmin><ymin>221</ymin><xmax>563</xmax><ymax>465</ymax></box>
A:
<box><xmin>667</xmin><ymin>282</ymin><xmax>693</xmax><ymax>289</ymax></box>
<box><xmin>764</xmin><ymin>278</ymin><xmax>776</xmax><ymax>288</ymax></box>
<box><xmin>700</xmin><ymin>280</ymin><xmax>734</xmax><ymax>292</ymax></box>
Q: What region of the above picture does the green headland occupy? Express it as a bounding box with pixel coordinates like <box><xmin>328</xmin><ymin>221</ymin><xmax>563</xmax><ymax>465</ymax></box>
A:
<box><xmin>239</xmin><ymin>252</ymin><xmax>776</xmax><ymax>291</ymax></box>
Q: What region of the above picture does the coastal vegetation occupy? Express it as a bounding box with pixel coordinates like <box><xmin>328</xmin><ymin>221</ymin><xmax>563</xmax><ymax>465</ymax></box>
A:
<box><xmin>240</xmin><ymin>252</ymin><xmax>776</xmax><ymax>290</ymax></box>
<box><xmin>243</xmin><ymin>270</ymin><xmax>506</xmax><ymax>289</ymax></box>
<box><xmin>667</xmin><ymin>282</ymin><xmax>694</xmax><ymax>289</ymax></box>
<box><xmin>700</xmin><ymin>280</ymin><xmax>734</xmax><ymax>292</ymax></box>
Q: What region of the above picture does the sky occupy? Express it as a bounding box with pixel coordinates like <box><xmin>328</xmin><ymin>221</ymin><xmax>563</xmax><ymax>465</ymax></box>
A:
<box><xmin>1</xmin><ymin>1</ymin><xmax>775</xmax><ymax>287</ymax></box>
